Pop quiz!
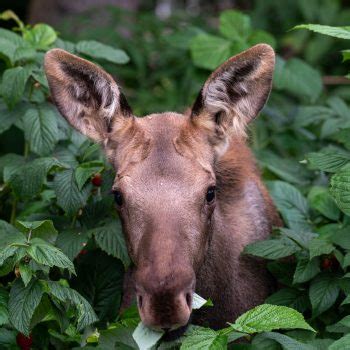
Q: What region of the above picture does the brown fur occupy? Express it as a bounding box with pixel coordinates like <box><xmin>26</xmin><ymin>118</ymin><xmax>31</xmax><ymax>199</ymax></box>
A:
<box><xmin>44</xmin><ymin>44</ymin><xmax>281</xmax><ymax>331</ymax></box>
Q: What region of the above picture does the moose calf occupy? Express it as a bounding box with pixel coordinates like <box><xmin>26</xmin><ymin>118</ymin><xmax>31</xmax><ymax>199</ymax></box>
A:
<box><xmin>45</xmin><ymin>44</ymin><xmax>280</xmax><ymax>334</ymax></box>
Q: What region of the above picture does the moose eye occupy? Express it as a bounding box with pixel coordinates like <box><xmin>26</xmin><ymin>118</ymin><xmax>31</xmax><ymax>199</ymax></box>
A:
<box><xmin>113</xmin><ymin>190</ymin><xmax>124</xmax><ymax>206</ymax></box>
<box><xmin>206</xmin><ymin>186</ymin><xmax>216</xmax><ymax>203</ymax></box>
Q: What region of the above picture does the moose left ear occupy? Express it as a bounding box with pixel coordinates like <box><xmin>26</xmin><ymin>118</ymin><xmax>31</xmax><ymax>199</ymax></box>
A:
<box><xmin>190</xmin><ymin>44</ymin><xmax>275</xmax><ymax>146</ymax></box>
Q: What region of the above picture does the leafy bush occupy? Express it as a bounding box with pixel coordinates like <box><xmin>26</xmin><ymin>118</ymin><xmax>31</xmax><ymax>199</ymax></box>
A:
<box><xmin>1</xmin><ymin>5</ymin><xmax>350</xmax><ymax>350</ymax></box>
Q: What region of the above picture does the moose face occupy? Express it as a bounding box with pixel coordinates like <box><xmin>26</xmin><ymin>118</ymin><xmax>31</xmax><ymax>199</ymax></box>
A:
<box><xmin>44</xmin><ymin>44</ymin><xmax>274</xmax><ymax>331</ymax></box>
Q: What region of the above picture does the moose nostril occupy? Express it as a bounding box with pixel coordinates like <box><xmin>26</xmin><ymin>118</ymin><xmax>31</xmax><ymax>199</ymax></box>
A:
<box><xmin>185</xmin><ymin>292</ymin><xmax>192</xmax><ymax>308</ymax></box>
<box><xmin>137</xmin><ymin>295</ymin><xmax>143</xmax><ymax>308</ymax></box>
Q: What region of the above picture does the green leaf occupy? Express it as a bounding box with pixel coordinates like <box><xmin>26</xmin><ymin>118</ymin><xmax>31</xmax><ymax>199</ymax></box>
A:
<box><xmin>331</xmin><ymin>226</ymin><xmax>350</xmax><ymax>249</ymax></box>
<box><xmin>180</xmin><ymin>327</ymin><xmax>227</xmax><ymax>350</ymax></box>
<box><xmin>8</xmin><ymin>278</ymin><xmax>44</xmax><ymax>336</ymax></box>
<box><xmin>23</xmin><ymin>24</ymin><xmax>57</xmax><ymax>49</ymax></box>
<box><xmin>308</xmin><ymin>187</ymin><xmax>340</xmax><ymax>220</ymax></box>
<box><xmin>76</xmin><ymin>40</ymin><xmax>129</xmax><ymax>64</ymax></box>
<box><xmin>16</xmin><ymin>219</ymin><xmax>58</xmax><ymax>244</ymax></box>
<box><xmin>132</xmin><ymin>322</ymin><xmax>164</xmax><ymax>350</ymax></box>
<box><xmin>27</xmin><ymin>238</ymin><xmax>75</xmax><ymax>274</ymax></box>
<box><xmin>56</xmin><ymin>230</ymin><xmax>90</xmax><ymax>261</ymax></box>
<box><xmin>293</xmin><ymin>257</ymin><xmax>320</xmax><ymax>284</ymax></box>
<box><xmin>249</xmin><ymin>30</ymin><xmax>276</xmax><ymax>48</ymax></box>
<box><xmin>8</xmin><ymin>157</ymin><xmax>64</xmax><ymax>200</ymax></box>
<box><xmin>0</xmin><ymin>288</ymin><xmax>9</xmax><ymax>326</ymax></box>
<box><xmin>0</xmin><ymin>102</ymin><xmax>22</xmax><ymax>134</ymax></box>
<box><xmin>306</xmin><ymin>150</ymin><xmax>350</xmax><ymax>172</ymax></box>
<box><xmin>75</xmin><ymin>161</ymin><xmax>104</xmax><ymax>190</ymax></box>
<box><xmin>267</xmin><ymin>181</ymin><xmax>310</xmax><ymax>231</ymax></box>
<box><xmin>0</xmin><ymin>328</ymin><xmax>17</xmax><ymax>349</ymax></box>
<box><xmin>0</xmin><ymin>220</ymin><xmax>26</xmax><ymax>247</ymax></box>
<box><xmin>274</xmin><ymin>56</ymin><xmax>323</xmax><ymax>102</ymax></box>
<box><xmin>192</xmin><ymin>293</ymin><xmax>208</xmax><ymax>309</ymax></box>
<box><xmin>308</xmin><ymin>238</ymin><xmax>334</xmax><ymax>259</ymax></box>
<box><xmin>0</xmin><ymin>30</ymin><xmax>19</xmax><ymax>64</ymax></box>
<box><xmin>54</xmin><ymin>169</ymin><xmax>90</xmax><ymax>215</ymax></box>
<box><xmin>294</xmin><ymin>106</ymin><xmax>334</xmax><ymax>128</ymax></box>
<box><xmin>190</xmin><ymin>34</ymin><xmax>231</xmax><ymax>70</ymax></box>
<box><xmin>293</xmin><ymin>24</ymin><xmax>350</xmax><ymax>39</ymax></box>
<box><xmin>71</xmin><ymin>251</ymin><xmax>124</xmax><ymax>323</ymax></box>
<box><xmin>265</xmin><ymin>288</ymin><xmax>309</xmax><ymax>313</ymax></box>
<box><xmin>230</xmin><ymin>304</ymin><xmax>314</xmax><ymax>333</ymax></box>
<box><xmin>309</xmin><ymin>274</ymin><xmax>340</xmax><ymax>317</ymax></box>
<box><xmin>2</xmin><ymin>66</ymin><xmax>32</xmax><ymax>108</ymax></box>
<box><xmin>23</xmin><ymin>104</ymin><xmax>59</xmax><ymax>156</ymax></box>
<box><xmin>326</xmin><ymin>315</ymin><xmax>350</xmax><ymax>333</ymax></box>
<box><xmin>244</xmin><ymin>237</ymin><xmax>301</xmax><ymax>259</ymax></box>
<box><xmin>329</xmin><ymin>334</ymin><xmax>350</xmax><ymax>350</ymax></box>
<box><xmin>46</xmin><ymin>280</ymin><xmax>98</xmax><ymax>331</ymax></box>
<box><xmin>331</xmin><ymin>169</ymin><xmax>350</xmax><ymax>215</ymax></box>
<box><xmin>219</xmin><ymin>10</ymin><xmax>251</xmax><ymax>41</ymax></box>
<box><xmin>90</xmin><ymin>220</ymin><xmax>131</xmax><ymax>268</ymax></box>
<box><xmin>260</xmin><ymin>332</ymin><xmax>316</xmax><ymax>350</ymax></box>
<box><xmin>19</xmin><ymin>262</ymin><xmax>33</xmax><ymax>287</ymax></box>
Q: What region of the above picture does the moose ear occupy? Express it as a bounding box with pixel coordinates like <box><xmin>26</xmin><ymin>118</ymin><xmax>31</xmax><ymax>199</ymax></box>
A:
<box><xmin>190</xmin><ymin>44</ymin><xmax>275</xmax><ymax>151</ymax></box>
<box><xmin>44</xmin><ymin>49</ymin><xmax>132</xmax><ymax>142</ymax></box>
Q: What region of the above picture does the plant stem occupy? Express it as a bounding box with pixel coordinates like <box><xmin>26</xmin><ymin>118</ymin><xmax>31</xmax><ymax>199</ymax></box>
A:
<box><xmin>24</xmin><ymin>141</ymin><xmax>29</xmax><ymax>159</ymax></box>
<box><xmin>27</xmin><ymin>229</ymin><xmax>32</xmax><ymax>243</ymax></box>
<box><xmin>10</xmin><ymin>198</ymin><xmax>17</xmax><ymax>225</ymax></box>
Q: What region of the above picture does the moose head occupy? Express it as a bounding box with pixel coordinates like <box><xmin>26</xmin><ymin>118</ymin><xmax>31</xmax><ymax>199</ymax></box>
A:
<box><xmin>44</xmin><ymin>44</ymin><xmax>275</xmax><ymax>331</ymax></box>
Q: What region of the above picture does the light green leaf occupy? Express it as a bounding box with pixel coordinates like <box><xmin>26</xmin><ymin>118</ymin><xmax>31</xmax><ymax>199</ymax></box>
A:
<box><xmin>293</xmin><ymin>257</ymin><xmax>320</xmax><ymax>284</ymax></box>
<box><xmin>267</xmin><ymin>181</ymin><xmax>310</xmax><ymax>231</ymax></box>
<box><xmin>23</xmin><ymin>104</ymin><xmax>59</xmax><ymax>156</ymax></box>
<box><xmin>244</xmin><ymin>237</ymin><xmax>300</xmax><ymax>260</ymax></box>
<box><xmin>54</xmin><ymin>169</ymin><xmax>90</xmax><ymax>215</ymax></box>
<box><xmin>2</xmin><ymin>66</ymin><xmax>32</xmax><ymax>108</ymax></box>
<box><xmin>274</xmin><ymin>56</ymin><xmax>322</xmax><ymax>102</ymax></box>
<box><xmin>90</xmin><ymin>220</ymin><xmax>130</xmax><ymax>268</ymax></box>
<box><xmin>219</xmin><ymin>10</ymin><xmax>251</xmax><ymax>41</ymax></box>
<box><xmin>192</xmin><ymin>293</ymin><xmax>208</xmax><ymax>309</ymax></box>
<box><xmin>190</xmin><ymin>34</ymin><xmax>231</xmax><ymax>70</ymax></box>
<box><xmin>180</xmin><ymin>327</ymin><xmax>227</xmax><ymax>350</ymax></box>
<box><xmin>308</xmin><ymin>238</ymin><xmax>334</xmax><ymax>259</ymax></box>
<box><xmin>249</xmin><ymin>30</ymin><xmax>276</xmax><ymax>48</ymax></box>
<box><xmin>27</xmin><ymin>238</ymin><xmax>75</xmax><ymax>274</ymax></box>
<box><xmin>306</xmin><ymin>150</ymin><xmax>350</xmax><ymax>172</ymax></box>
<box><xmin>23</xmin><ymin>24</ymin><xmax>57</xmax><ymax>49</ymax></box>
<box><xmin>132</xmin><ymin>322</ymin><xmax>164</xmax><ymax>350</ymax></box>
<box><xmin>230</xmin><ymin>304</ymin><xmax>314</xmax><ymax>333</ymax></box>
<box><xmin>309</xmin><ymin>274</ymin><xmax>339</xmax><ymax>317</ymax></box>
<box><xmin>46</xmin><ymin>280</ymin><xmax>98</xmax><ymax>331</ymax></box>
<box><xmin>329</xmin><ymin>334</ymin><xmax>350</xmax><ymax>350</ymax></box>
<box><xmin>16</xmin><ymin>219</ymin><xmax>58</xmax><ymax>244</ymax></box>
<box><xmin>75</xmin><ymin>161</ymin><xmax>104</xmax><ymax>190</ymax></box>
<box><xmin>331</xmin><ymin>169</ymin><xmax>350</xmax><ymax>215</ymax></box>
<box><xmin>293</xmin><ymin>24</ymin><xmax>350</xmax><ymax>40</ymax></box>
<box><xmin>8</xmin><ymin>278</ymin><xmax>44</xmax><ymax>336</ymax></box>
<box><xmin>76</xmin><ymin>40</ymin><xmax>129</xmax><ymax>64</ymax></box>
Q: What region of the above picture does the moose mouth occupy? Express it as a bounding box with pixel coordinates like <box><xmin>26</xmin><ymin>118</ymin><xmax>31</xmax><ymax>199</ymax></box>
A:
<box><xmin>161</xmin><ymin>319</ymin><xmax>191</xmax><ymax>341</ymax></box>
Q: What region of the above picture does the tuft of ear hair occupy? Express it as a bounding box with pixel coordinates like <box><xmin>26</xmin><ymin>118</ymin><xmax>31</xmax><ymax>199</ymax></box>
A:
<box><xmin>190</xmin><ymin>44</ymin><xmax>275</xmax><ymax>147</ymax></box>
<box><xmin>44</xmin><ymin>49</ymin><xmax>132</xmax><ymax>143</ymax></box>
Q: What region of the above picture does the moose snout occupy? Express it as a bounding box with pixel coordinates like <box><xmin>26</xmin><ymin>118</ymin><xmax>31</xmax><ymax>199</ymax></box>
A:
<box><xmin>135</xmin><ymin>272</ymin><xmax>195</xmax><ymax>331</ymax></box>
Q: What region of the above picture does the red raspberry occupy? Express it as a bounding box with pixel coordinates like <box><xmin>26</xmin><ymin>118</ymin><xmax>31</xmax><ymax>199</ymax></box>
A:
<box><xmin>16</xmin><ymin>333</ymin><xmax>32</xmax><ymax>350</ymax></box>
<box><xmin>91</xmin><ymin>173</ymin><xmax>102</xmax><ymax>187</ymax></box>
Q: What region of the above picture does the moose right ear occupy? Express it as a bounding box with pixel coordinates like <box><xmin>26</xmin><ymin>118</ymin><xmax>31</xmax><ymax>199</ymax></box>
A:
<box><xmin>44</xmin><ymin>49</ymin><xmax>133</xmax><ymax>143</ymax></box>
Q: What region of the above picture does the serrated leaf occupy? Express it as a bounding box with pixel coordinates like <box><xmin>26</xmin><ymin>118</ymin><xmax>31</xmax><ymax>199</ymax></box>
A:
<box><xmin>8</xmin><ymin>157</ymin><xmax>64</xmax><ymax>200</ymax></box>
<box><xmin>19</xmin><ymin>262</ymin><xmax>33</xmax><ymax>287</ymax></box>
<box><xmin>294</xmin><ymin>106</ymin><xmax>334</xmax><ymax>128</ymax></box>
<box><xmin>46</xmin><ymin>280</ymin><xmax>98</xmax><ymax>330</ymax></box>
<box><xmin>230</xmin><ymin>304</ymin><xmax>314</xmax><ymax>333</ymax></box>
<box><xmin>132</xmin><ymin>322</ymin><xmax>164</xmax><ymax>350</ymax></box>
<box><xmin>56</xmin><ymin>230</ymin><xmax>90</xmax><ymax>261</ymax></box>
<box><xmin>75</xmin><ymin>161</ymin><xmax>104</xmax><ymax>190</ymax></box>
<box><xmin>306</xmin><ymin>150</ymin><xmax>350</xmax><ymax>172</ymax></box>
<box><xmin>244</xmin><ymin>237</ymin><xmax>300</xmax><ymax>259</ymax></box>
<box><xmin>267</xmin><ymin>181</ymin><xmax>310</xmax><ymax>231</ymax></box>
<box><xmin>309</xmin><ymin>274</ymin><xmax>339</xmax><ymax>317</ymax></box>
<box><xmin>27</xmin><ymin>238</ymin><xmax>75</xmax><ymax>274</ymax></box>
<box><xmin>54</xmin><ymin>169</ymin><xmax>89</xmax><ymax>215</ymax></box>
<box><xmin>23</xmin><ymin>104</ymin><xmax>59</xmax><ymax>156</ymax></box>
<box><xmin>0</xmin><ymin>220</ymin><xmax>26</xmax><ymax>248</ymax></box>
<box><xmin>16</xmin><ymin>219</ymin><xmax>58</xmax><ymax>244</ymax></box>
<box><xmin>293</xmin><ymin>24</ymin><xmax>350</xmax><ymax>39</ymax></box>
<box><xmin>0</xmin><ymin>103</ymin><xmax>22</xmax><ymax>135</ymax></box>
<box><xmin>331</xmin><ymin>169</ymin><xmax>350</xmax><ymax>215</ymax></box>
<box><xmin>265</xmin><ymin>288</ymin><xmax>309</xmax><ymax>313</ymax></box>
<box><xmin>308</xmin><ymin>238</ymin><xmax>334</xmax><ymax>259</ymax></box>
<box><xmin>329</xmin><ymin>334</ymin><xmax>350</xmax><ymax>350</ymax></box>
<box><xmin>8</xmin><ymin>278</ymin><xmax>44</xmax><ymax>336</ymax></box>
<box><xmin>260</xmin><ymin>332</ymin><xmax>316</xmax><ymax>350</ymax></box>
<box><xmin>190</xmin><ymin>34</ymin><xmax>231</xmax><ymax>70</ymax></box>
<box><xmin>90</xmin><ymin>220</ymin><xmax>130</xmax><ymax>268</ymax></box>
<box><xmin>2</xmin><ymin>66</ymin><xmax>32</xmax><ymax>108</ymax></box>
<box><xmin>308</xmin><ymin>187</ymin><xmax>340</xmax><ymax>220</ymax></box>
<box><xmin>293</xmin><ymin>257</ymin><xmax>320</xmax><ymax>284</ymax></box>
<box><xmin>23</xmin><ymin>24</ymin><xmax>57</xmax><ymax>49</ymax></box>
<box><xmin>76</xmin><ymin>40</ymin><xmax>129</xmax><ymax>64</ymax></box>
<box><xmin>0</xmin><ymin>288</ymin><xmax>9</xmax><ymax>326</ymax></box>
<box><xmin>219</xmin><ymin>10</ymin><xmax>251</xmax><ymax>40</ymax></box>
<box><xmin>180</xmin><ymin>327</ymin><xmax>227</xmax><ymax>350</ymax></box>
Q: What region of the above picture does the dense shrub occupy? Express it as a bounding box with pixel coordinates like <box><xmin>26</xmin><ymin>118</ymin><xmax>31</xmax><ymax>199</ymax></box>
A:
<box><xmin>1</xmin><ymin>3</ymin><xmax>350</xmax><ymax>349</ymax></box>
